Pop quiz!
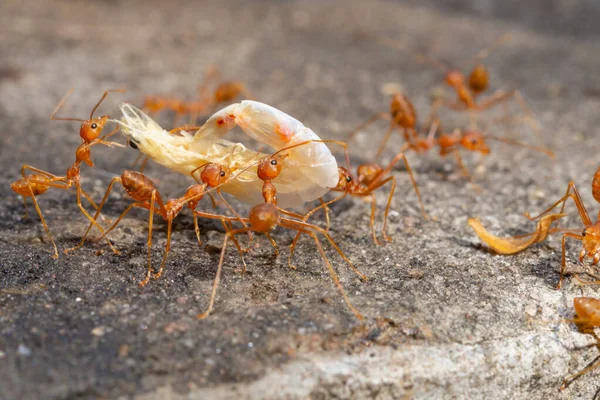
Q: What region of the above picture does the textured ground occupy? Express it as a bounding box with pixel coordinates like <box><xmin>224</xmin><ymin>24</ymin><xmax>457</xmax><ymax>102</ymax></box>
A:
<box><xmin>1</xmin><ymin>0</ymin><xmax>600</xmax><ymax>399</ymax></box>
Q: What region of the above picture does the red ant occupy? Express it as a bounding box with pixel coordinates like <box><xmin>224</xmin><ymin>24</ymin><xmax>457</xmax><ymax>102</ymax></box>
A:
<box><xmin>284</xmin><ymin>142</ymin><xmax>427</xmax><ymax>271</ymax></box>
<box><xmin>66</xmin><ymin>160</ymin><xmax>258</xmax><ymax>286</ymax></box>
<box><xmin>11</xmin><ymin>89</ymin><xmax>125</xmax><ymax>258</ymax></box>
<box><xmin>192</xmin><ymin>140</ymin><xmax>367</xmax><ymax>320</ymax></box>
<box><xmin>560</xmin><ymin>297</ymin><xmax>600</xmax><ymax>390</ymax></box>
<box><xmin>379</xmin><ymin>34</ymin><xmax>540</xmax><ymax>135</ymax></box>
<box><xmin>142</xmin><ymin>67</ymin><xmax>251</xmax><ymax>126</ymax></box>
<box><xmin>406</xmin><ymin>120</ymin><xmax>554</xmax><ymax>179</ymax></box>
<box><xmin>347</xmin><ymin>91</ymin><xmax>419</xmax><ymax>156</ymax></box>
<box><xmin>522</xmin><ymin>166</ymin><xmax>600</xmax><ymax>289</ymax></box>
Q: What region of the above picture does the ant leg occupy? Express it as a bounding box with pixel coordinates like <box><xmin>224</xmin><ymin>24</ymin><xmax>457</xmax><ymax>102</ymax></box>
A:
<box><xmin>560</xmin><ymin>355</ymin><xmax>600</xmax><ymax>391</ymax></box>
<box><xmin>220</xmin><ymin>219</ymin><xmax>247</xmax><ymax>273</ymax></box>
<box><xmin>452</xmin><ymin>150</ymin><xmax>471</xmax><ymax>179</ymax></box>
<box><xmin>525</xmin><ymin>182</ymin><xmax>592</xmax><ymax>226</ymax></box>
<box><xmin>513</xmin><ymin>90</ymin><xmax>541</xmax><ymax>139</ymax></box>
<box><xmin>478</xmin><ymin>90</ymin><xmax>541</xmax><ymax>139</ymax></box>
<box><xmin>74</xmin><ymin>185</ymin><xmax>119</xmax><ymax>255</ymax></box>
<box><xmin>288</xmin><ymin>193</ymin><xmax>348</xmax><ymax>269</ymax></box>
<box><xmin>96</xmin><ymin>125</ymin><xmax>123</xmax><ymax>144</ymax></box>
<box><xmin>139</xmin><ymin>157</ymin><xmax>149</xmax><ymax>173</ymax></box>
<box><xmin>469</xmin><ymin>111</ymin><xmax>478</xmax><ymax>130</ymax></box>
<box><xmin>299</xmin><ymin>227</ymin><xmax>364</xmax><ymax>321</ymax></box>
<box><xmin>283</xmin><ymin>218</ymin><xmax>368</xmax><ymax>282</ymax></box>
<box><xmin>558</xmin><ymin>232</ymin><xmax>584</xmax><ymax>289</ymax></box>
<box><xmin>376</xmin><ymin>151</ymin><xmax>427</xmax><ymax>219</ymax></box>
<box><xmin>64</xmin><ymin>177</ymin><xmax>122</xmax><ymax>253</ymax></box>
<box><xmin>193</xmin><ymin>213</ymin><xmax>203</xmax><ymax>246</ymax></box>
<box><xmin>129</xmin><ymin>152</ymin><xmax>145</xmax><ymax>171</ymax></box>
<box><xmin>22</xmin><ymin>196</ymin><xmax>29</xmax><ymax>219</ymax></box>
<box><xmin>25</xmin><ymin>181</ymin><xmax>58</xmax><ymax>259</ymax></box>
<box><xmin>265</xmin><ymin>233</ymin><xmax>278</xmax><ymax>257</ymax></box>
<box><xmin>369</xmin><ymin>193</ymin><xmax>381</xmax><ymax>246</ymax></box>
<box><xmin>139</xmin><ymin>190</ymin><xmax>157</xmax><ymax>287</ymax></box>
<box><xmin>319</xmin><ymin>197</ymin><xmax>331</xmax><ymax>232</ymax></box>
<box><xmin>425</xmin><ymin>99</ymin><xmax>444</xmax><ymax>128</ymax></box>
<box><xmin>79</xmin><ymin>187</ymin><xmax>108</xmax><ymax>221</ymax></box>
<box><xmin>217</xmin><ymin>191</ymin><xmax>247</xmax><ymax>228</ymax></box>
<box><xmin>217</xmin><ymin>190</ymin><xmax>253</xmax><ymax>247</ymax></box>
<box><xmin>381</xmin><ymin>176</ymin><xmax>395</xmax><ymax>242</ymax></box>
<box><xmin>152</xmin><ymin>218</ymin><xmax>172</xmax><ymax>280</ymax></box>
<box><xmin>21</xmin><ymin>165</ymin><xmax>65</xmax><ymax>182</ymax></box>
<box><xmin>198</xmin><ymin>227</ymin><xmax>252</xmax><ymax>319</ymax></box>
<box><xmin>375</xmin><ymin>121</ymin><xmax>396</xmax><ymax>157</ymax></box>
<box><xmin>346</xmin><ymin>112</ymin><xmax>389</xmax><ymax>143</ymax></box>
<box><xmin>207</xmin><ymin>192</ymin><xmax>218</xmax><ymax>208</ymax></box>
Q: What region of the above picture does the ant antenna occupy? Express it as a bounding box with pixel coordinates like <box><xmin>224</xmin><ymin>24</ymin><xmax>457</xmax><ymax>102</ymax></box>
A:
<box><xmin>484</xmin><ymin>135</ymin><xmax>555</xmax><ymax>159</ymax></box>
<box><xmin>89</xmin><ymin>89</ymin><xmax>126</xmax><ymax>120</ymax></box>
<box><xmin>50</xmin><ymin>88</ymin><xmax>126</xmax><ymax>122</ymax></box>
<box><xmin>377</xmin><ymin>36</ymin><xmax>449</xmax><ymax>73</ymax></box>
<box><xmin>50</xmin><ymin>89</ymin><xmax>83</xmax><ymax>122</ymax></box>
<box><xmin>468</xmin><ymin>33</ymin><xmax>512</xmax><ymax>66</ymax></box>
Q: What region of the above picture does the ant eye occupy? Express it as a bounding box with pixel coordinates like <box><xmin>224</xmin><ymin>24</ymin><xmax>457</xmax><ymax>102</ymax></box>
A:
<box><xmin>91</xmin><ymin>123</ymin><xmax>98</xmax><ymax>129</ymax></box>
<box><xmin>346</xmin><ymin>176</ymin><xmax>352</xmax><ymax>183</ymax></box>
<box><xmin>270</xmin><ymin>159</ymin><xmax>277</xmax><ymax>165</ymax></box>
<box><xmin>583</xmin><ymin>230</ymin><xmax>587</xmax><ymax>237</ymax></box>
<box><xmin>220</xmin><ymin>171</ymin><xmax>226</xmax><ymax>177</ymax></box>
<box><xmin>471</xmin><ymin>139</ymin><xmax>478</xmax><ymax>145</ymax></box>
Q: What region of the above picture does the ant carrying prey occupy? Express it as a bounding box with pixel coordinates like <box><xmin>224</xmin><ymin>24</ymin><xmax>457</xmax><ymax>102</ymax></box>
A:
<box><xmin>11</xmin><ymin>89</ymin><xmax>125</xmax><ymax>258</ymax></box>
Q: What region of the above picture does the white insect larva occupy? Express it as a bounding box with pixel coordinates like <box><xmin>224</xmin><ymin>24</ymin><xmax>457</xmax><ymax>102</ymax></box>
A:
<box><xmin>117</xmin><ymin>101</ymin><xmax>338</xmax><ymax>208</ymax></box>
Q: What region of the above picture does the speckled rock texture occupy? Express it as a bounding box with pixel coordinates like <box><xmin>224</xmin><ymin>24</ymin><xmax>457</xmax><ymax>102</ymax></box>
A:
<box><xmin>1</xmin><ymin>1</ymin><xmax>600</xmax><ymax>399</ymax></box>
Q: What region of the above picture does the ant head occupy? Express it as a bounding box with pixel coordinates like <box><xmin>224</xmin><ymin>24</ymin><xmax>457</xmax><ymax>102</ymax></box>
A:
<box><xmin>460</xmin><ymin>131</ymin><xmax>490</xmax><ymax>154</ymax></box>
<box><xmin>249</xmin><ymin>203</ymin><xmax>280</xmax><ymax>232</ymax></box>
<box><xmin>335</xmin><ymin>167</ymin><xmax>355</xmax><ymax>191</ymax></box>
<box><xmin>80</xmin><ymin>116</ymin><xmax>109</xmax><ymax>142</ymax></box>
<box><xmin>468</xmin><ymin>64</ymin><xmax>489</xmax><ymax>94</ymax></box>
<box><xmin>444</xmin><ymin>71</ymin><xmax>464</xmax><ymax>87</ymax></box>
<box><xmin>357</xmin><ymin>163</ymin><xmax>383</xmax><ymax>187</ymax></box>
<box><xmin>257</xmin><ymin>153</ymin><xmax>287</xmax><ymax>181</ymax></box>
<box><xmin>573</xmin><ymin>297</ymin><xmax>600</xmax><ymax>327</ymax></box>
<box><xmin>200</xmin><ymin>163</ymin><xmax>230</xmax><ymax>187</ymax></box>
<box><xmin>582</xmin><ymin>224</ymin><xmax>600</xmax><ymax>256</ymax></box>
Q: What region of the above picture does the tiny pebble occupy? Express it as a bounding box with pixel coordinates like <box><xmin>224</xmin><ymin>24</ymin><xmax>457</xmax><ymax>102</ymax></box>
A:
<box><xmin>91</xmin><ymin>326</ymin><xmax>106</xmax><ymax>337</ymax></box>
<box><xmin>17</xmin><ymin>344</ymin><xmax>31</xmax><ymax>356</ymax></box>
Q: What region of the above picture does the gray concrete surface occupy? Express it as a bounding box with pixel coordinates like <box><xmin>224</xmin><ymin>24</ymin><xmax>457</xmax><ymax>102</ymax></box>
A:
<box><xmin>1</xmin><ymin>0</ymin><xmax>600</xmax><ymax>399</ymax></box>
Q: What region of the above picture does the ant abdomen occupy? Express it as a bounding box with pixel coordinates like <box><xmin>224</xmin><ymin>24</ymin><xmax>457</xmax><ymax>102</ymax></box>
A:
<box><xmin>11</xmin><ymin>175</ymin><xmax>50</xmax><ymax>197</ymax></box>
<box><xmin>591</xmin><ymin>167</ymin><xmax>600</xmax><ymax>203</ymax></box>
<box><xmin>468</xmin><ymin>64</ymin><xmax>489</xmax><ymax>94</ymax></box>
<box><xmin>573</xmin><ymin>297</ymin><xmax>600</xmax><ymax>327</ymax></box>
<box><xmin>121</xmin><ymin>170</ymin><xmax>157</xmax><ymax>201</ymax></box>
<box><xmin>249</xmin><ymin>203</ymin><xmax>280</xmax><ymax>232</ymax></box>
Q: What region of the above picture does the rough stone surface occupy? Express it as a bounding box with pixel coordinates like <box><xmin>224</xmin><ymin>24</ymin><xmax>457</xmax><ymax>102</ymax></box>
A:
<box><xmin>1</xmin><ymin>1</ymin><xmax>600</xmax><ymax>399</ymax></box>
